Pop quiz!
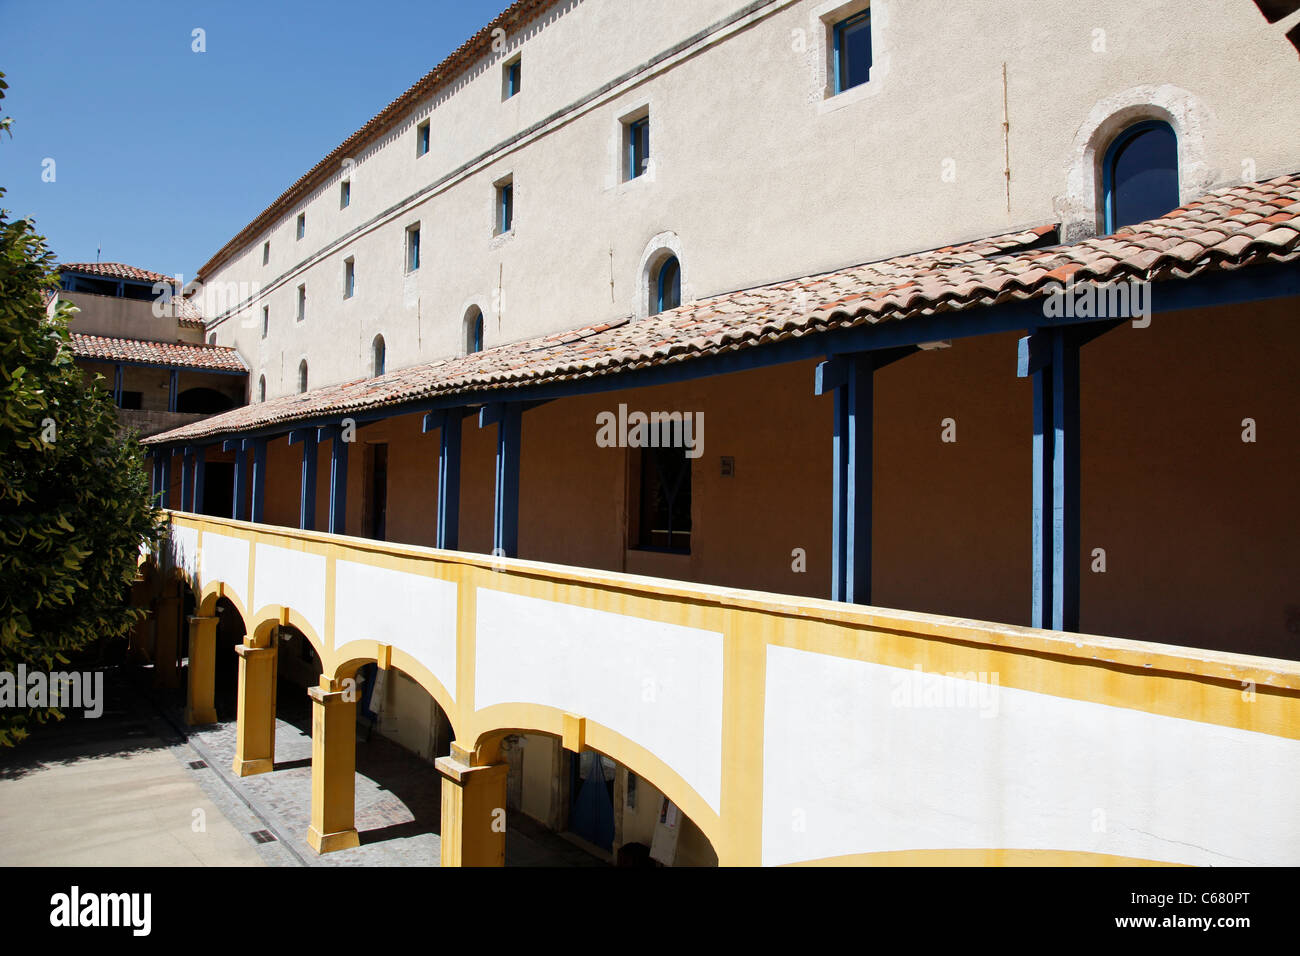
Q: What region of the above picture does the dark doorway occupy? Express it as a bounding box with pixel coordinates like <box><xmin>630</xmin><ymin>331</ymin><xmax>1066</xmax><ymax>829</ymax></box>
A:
<box><xmin>176</xmin><ymin>387</ymin><xmax>237</xmax><ymax>414</ymax></box>
<box><xmin>367</xmin><ymin>443</ymin><xmax>388</xmax><ymax>541</ymax></box>
<box><xmin>203</xmin><ymin>461</ymin><xmax>235</xmax><ymax>518</ymax></box>
<box><xmin>568</xmin><ymin>750</ymin><xmax>615</xmax><ymax>852</ymax></box>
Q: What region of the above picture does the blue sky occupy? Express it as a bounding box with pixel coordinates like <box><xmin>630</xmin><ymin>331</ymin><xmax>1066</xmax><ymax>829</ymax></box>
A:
<box><xmin>0</xmin><ymin>0</ymin><xmax>509</xmax><ymax>281</ymax></box>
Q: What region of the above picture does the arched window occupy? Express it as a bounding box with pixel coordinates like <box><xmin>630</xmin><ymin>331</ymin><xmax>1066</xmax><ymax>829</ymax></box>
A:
<box><xmin>1102</xmin><ymin>121</ymin><xmax>1179</xmax><ymax>233</ymax></box>
<box><xmin>372</xmin><ymin>334</ymin><xmax>386</xmax><ymax>377</ymax></box>
<box><xmin>466</xmin><ymin>307</ymin><xmax>484</xmax><ymax>354</ymax></box>
<box><xmin>298</xmin><ymin>360</ymin><xmax>308</xmax><ymax>394</ymax></box>
<box><xmin>653</xmin><ymin>255</ymin><xmax>681</xmax><ymax>315</ymax></box>
<box><xmin>258</xmin><ymin>376</ymin><xmax>266</xmax><ymax>403</ymax></box>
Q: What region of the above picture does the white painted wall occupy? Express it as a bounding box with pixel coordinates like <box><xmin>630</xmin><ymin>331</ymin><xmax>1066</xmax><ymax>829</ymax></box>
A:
<box><xmin>762</xmin><ymin>645</ymin><xmax>1300</xmax><ymax>866</ymax></box>
<box><xmin>475</xmin><ymin>587</ymin><xmax>725</xmax><ymax>812</ymax></box>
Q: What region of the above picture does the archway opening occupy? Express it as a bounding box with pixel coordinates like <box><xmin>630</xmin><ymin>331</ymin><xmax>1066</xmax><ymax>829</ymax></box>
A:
<box><xmin>211</xmin><ymin>596</ymin><xmax>245</xmax><ymax>721</ymax></box>
<box><xmin>487</xmin><ymin>730</ymin><xmax>719</xmax><ymax>867</ymax></box>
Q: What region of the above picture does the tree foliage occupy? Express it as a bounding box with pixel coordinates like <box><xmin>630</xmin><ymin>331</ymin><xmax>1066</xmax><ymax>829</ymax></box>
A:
<box><xmin>0</xmin><ymin>72</ymin><xmax>163</xmax><ymax>746</ymax></box>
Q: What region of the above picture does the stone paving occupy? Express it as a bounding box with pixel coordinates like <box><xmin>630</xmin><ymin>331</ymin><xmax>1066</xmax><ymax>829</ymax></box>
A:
<box><xmin>171</xmin><ymin>680</ymin><xmax>607</xmax><ymax>867</ymax></box>
<box><xmin>0</xmin><ymin>670</ymin><xmax>292</xmax><ymax>867</ymax></box>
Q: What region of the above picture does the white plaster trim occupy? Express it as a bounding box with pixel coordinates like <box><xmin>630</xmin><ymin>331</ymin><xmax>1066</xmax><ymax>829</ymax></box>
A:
<box><xmin>1056</xmin><ymin>84</ymin><xmax>1217</xmax><ymax>242</ymax></box>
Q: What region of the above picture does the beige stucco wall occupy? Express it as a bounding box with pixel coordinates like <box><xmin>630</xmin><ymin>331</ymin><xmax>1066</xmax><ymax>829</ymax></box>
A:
<box><xmin>64</xmin><ymin>291</ymin><xmax>204</xmax><ymax>344</ymax></box>
<box><xmin>200</xmin><ymin>0</ymin><xmax>1300</xmax><ymax>399</ymax></box>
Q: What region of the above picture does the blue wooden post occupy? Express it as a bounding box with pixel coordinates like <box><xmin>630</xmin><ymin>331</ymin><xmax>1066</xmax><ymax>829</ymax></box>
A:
<box><xmin>480</xmin><ymin>403</ymin><xmax>522</xmax><ymax>558</ymax></box>
<box><xmin>318</xmin><ymin>425</ymin><xmax>349</xmax><ymax>535</ymax></box>
<box><xmin>815</xmin><ymin>347</ymin><xmax>916</xmax><ymax>604</ymax></box>
<box><xmin>168</xmin><ymin>370</ymin><xmax>179</xmax><ymax>412</ymax></box>
<box><xmin>249</xmin><ymin>438</ymin><xmax>268</xmax><ymax>524</ymax></box>
<box><xmin>181</xmin><ymin>448</ymin><xmax>194</xmax><ymax>513</ymax></box>
<box><xmin>1020</xmin><ymin>327</ymin><xmax>1082</xmax><ymax>632</ymax></box>
<box><xmin>151</xmin><ymin>453</ymin><xmax>162</xmax><ymax>501</ymax></box>
<box><xmin>423</xmin><ymin>409</ymin><xmax>462</xmax><ymax>550</ymax></box>
<box><xmin>159</xmin><ymin>451</ymin><xmax>172</xmax><ymax>509</ymax></box>
<box><xmin>224</xmin><ymin>438</ymin><xmax>248</xmax><ymax>521</ymax></box>
<box><xmin>289</xmin><ymin>429</ymin><xmax>318</xmax><ymax>531</ymax></box>
<box><xmin>193</xmin><ymin>445</ymin><xmax>206</xmax><ymax>514</ymax></box>
<box><xmin>113</xmin><ymin>365</ymin><xmax>123</xmax><ymax>406</ymax></box>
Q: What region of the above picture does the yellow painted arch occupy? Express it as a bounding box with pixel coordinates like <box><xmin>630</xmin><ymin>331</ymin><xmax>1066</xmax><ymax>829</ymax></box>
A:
<box><xmin>249</xmin><ymin>603</ymin><xmax>327</xmax><ymax>664</ymax></box>
<box><xmin>197</xmin><ymin>581</ymin><xmax>250</xmax><ymax>625</ymax></box>
<box><xmin>469</xmin><ymin>701</ymin><xmax>722</xmax><ymax>857</ymax></box>
<box><xmin>330</xmin><ymin>642</ymin><xmax>459</xmax><ymax>738</ymax></box>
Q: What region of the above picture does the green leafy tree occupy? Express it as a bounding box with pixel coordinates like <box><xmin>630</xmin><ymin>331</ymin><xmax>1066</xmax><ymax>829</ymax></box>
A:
<box><xmin>0</xmin><ymin>72</ymin><xmax>162</xmax><ymax>746</ymax></box>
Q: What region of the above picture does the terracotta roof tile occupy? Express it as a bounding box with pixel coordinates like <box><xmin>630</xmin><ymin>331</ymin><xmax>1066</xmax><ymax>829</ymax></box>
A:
<box><xmin>59</xmin><ymin>262</ymin><xmax>173</xmax><ymax>283</ymax></box>
<box><xmin>145</xmin><ymin>174</ymin><xmax>1300</xmax><ymax>446</ymax></box>
<box><xmin>71</xmin><ymin>333</ymin><xmax>247</xmax><ymax>373</ymax></box>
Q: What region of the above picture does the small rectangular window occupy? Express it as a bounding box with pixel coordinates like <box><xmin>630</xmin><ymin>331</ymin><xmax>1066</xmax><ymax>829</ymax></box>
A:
<box><xmin>261</xmin><ymin>305</ymin><xmax>269</xmax><ymax>339</ymax></box>
<box><xmin>340</xmin><ymin>180</ymin><xmax>351</xmax><ymax>209</ymax></box>
<box><xmin>296</xmin><ymin>212</ymin><xmax>306</xmax><ymax>240</ymax></box>
<box><xmin>832</xmin><ymin>9</ymin><xmax>872</xmax><ymax>94</ymax></box>
<box><xmin>497</xmin><ymin>181</ymin><xmax>513</xmax><ymax>235</ymax></box>
<box><xmin>634</xmin><ymin>446</ymin><xmax>691</xmax><ymax>553</ymax></box>
<box><xmin>344</xmin><ymin>258</ymin><xmax>355</xmax><ymax>299</ymax></box>
<box><xmin>627</xmin><ymin>116</ymin><xmax>650</xmax><ymax>180</ymax></box>
<box><xmin>405</xmin><ymin>224</ymin><xmax>420</xmax><ymax>273</ymax></box>
<box><xmin>504</xmin><ymin>57</ymin><xmax>521</xmax><ymax>99</ymax></box>
<box><xmin>262</xmin><ymin>241</ymin><xmax>270</xmax><ymax>265</ymax></box>
<box><xmin>416</xmin><ymin>120</ymin><xmax>430</xmax><ymax>157</ymax></box>
<box><xmin>297</xmin><ymin>284</ymin><xmax>306</xmax><ymax>322</ymax></box>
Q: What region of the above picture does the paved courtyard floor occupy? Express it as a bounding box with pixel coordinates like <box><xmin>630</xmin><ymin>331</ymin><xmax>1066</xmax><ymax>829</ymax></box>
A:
<box><xmin>0</xmin><ymin>672</ymin><xmax>288</xmax><ymax>867</ymax></box>
<box><xmin>0</xmin><ymin>667</ymin><xmax>607</xmax><ymax>867</ymax></box>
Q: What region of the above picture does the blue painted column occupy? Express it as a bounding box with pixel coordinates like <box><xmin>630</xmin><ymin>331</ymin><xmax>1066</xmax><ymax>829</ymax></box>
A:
<box><xmin>159</xmin><ymin>450</ymin><xmax>173</xmax><ymax>509</ymax></box>
<box><xmin>249</xmin><ymin>438</ymin><xmax>268</xmax><ymax>524</ymax></box>
<box><xmin>816</xmin><ymin>355</ymin><xmax>871</xmax><ymax>604</ymax></box>
<box><xmin>168</xmin><ymin>370</ymin><xmax>179</xmax><ymax>412</ymax></box>
<box><xmin>480</xmin><ymin>403</ymin><xmax>522</xmax><ymax>558</ymax></box>
<box><xmin>1020</xmin><ymin>328</ymin><xmax>1081</xmax><ymax>632</ymax></box>
<box><xmin>224</xmin><ymin>438</ymin><xmax>248</xmax><ymax>521</ymax></box>
<box><xmin>318</xmin><ymin>425</ymin><xmax>349</xmax><ymax>535</ymax></box>
<box><xmin>423</xmin><ymin>409</ymin><xmax>463</xmax><ymax>550</ymax></box>
<box><xmin>113</xmin><ymin>365</ymin><xmax>123</xmax><ymax>406</ymax></box>
<box><xmin>193</xmin><ymin>445</ymin><xmax>206</xmax><ymax>514</ymax></box>
<box><xmin>150</xmin><ymin>453</ymin><xmax>162</xmax><ymax>501</ymax></box>
<box><xmin>289</xmin><ymin>429</ymin><xmax>318</xmax><ymax>531</ymax></box>
<box><xmin>815</xmin><ymin>347</ymin><xmax>916</xmax><ymax>604</ymax></box>
<box><xmin>181</xmin><ymin>448</ymin><xmax>194</xmax><ymax>513</ymax></box>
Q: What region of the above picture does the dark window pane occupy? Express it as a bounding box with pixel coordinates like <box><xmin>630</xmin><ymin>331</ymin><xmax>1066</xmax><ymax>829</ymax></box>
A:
<box><xmin>657</xmin><ymin>257</ymin><xmax>680</xmax><ymax>313</ymax></box>
<box><xmin>500</xmin><ymin>184</ymin><xmax>513</xmax><ymax>232</ymax></box>
<box><xmin>638</xmin><ymin>446</ymin><xmax>691</xmax><ymax>552</ymax></box>
<box><xmin>1109</xmin><ymin>124</ymin><xmax>1178</xmax><ymax>231</ymax></box>
<box><xmin>837</xmin><ymin>11</ymin><xmax>871</xmax><ymax>92</ymax></box>
<box><xmin>629</xmin><ymin>119</ymin><xmax>649</xmax><ymax>178</ymax></box>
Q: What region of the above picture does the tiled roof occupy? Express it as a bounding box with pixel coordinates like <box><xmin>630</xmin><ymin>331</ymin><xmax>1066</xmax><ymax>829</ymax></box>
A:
<box><xmin>169</xmin><ymin>296</ymin><xmax>206</xmax><ymax>328</ymax></box>
<box><xmin>71</xmin><ymin>333</ymin><xmax>248</xmax><ymax>373</ymax></box>
<box><xmin>60</xmin><ymin>262</ymin><xmax>174</xmax><ymax>283</ymax></box>
<box><xmin>145</xmin><ymin>173</ymin><xmax>1300</xmax><ymax>446</ymax></box>
<box><xmin>198</xmin><ymin>0</ymin><xmax>558</xmax><ymax>281</ymax></box>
